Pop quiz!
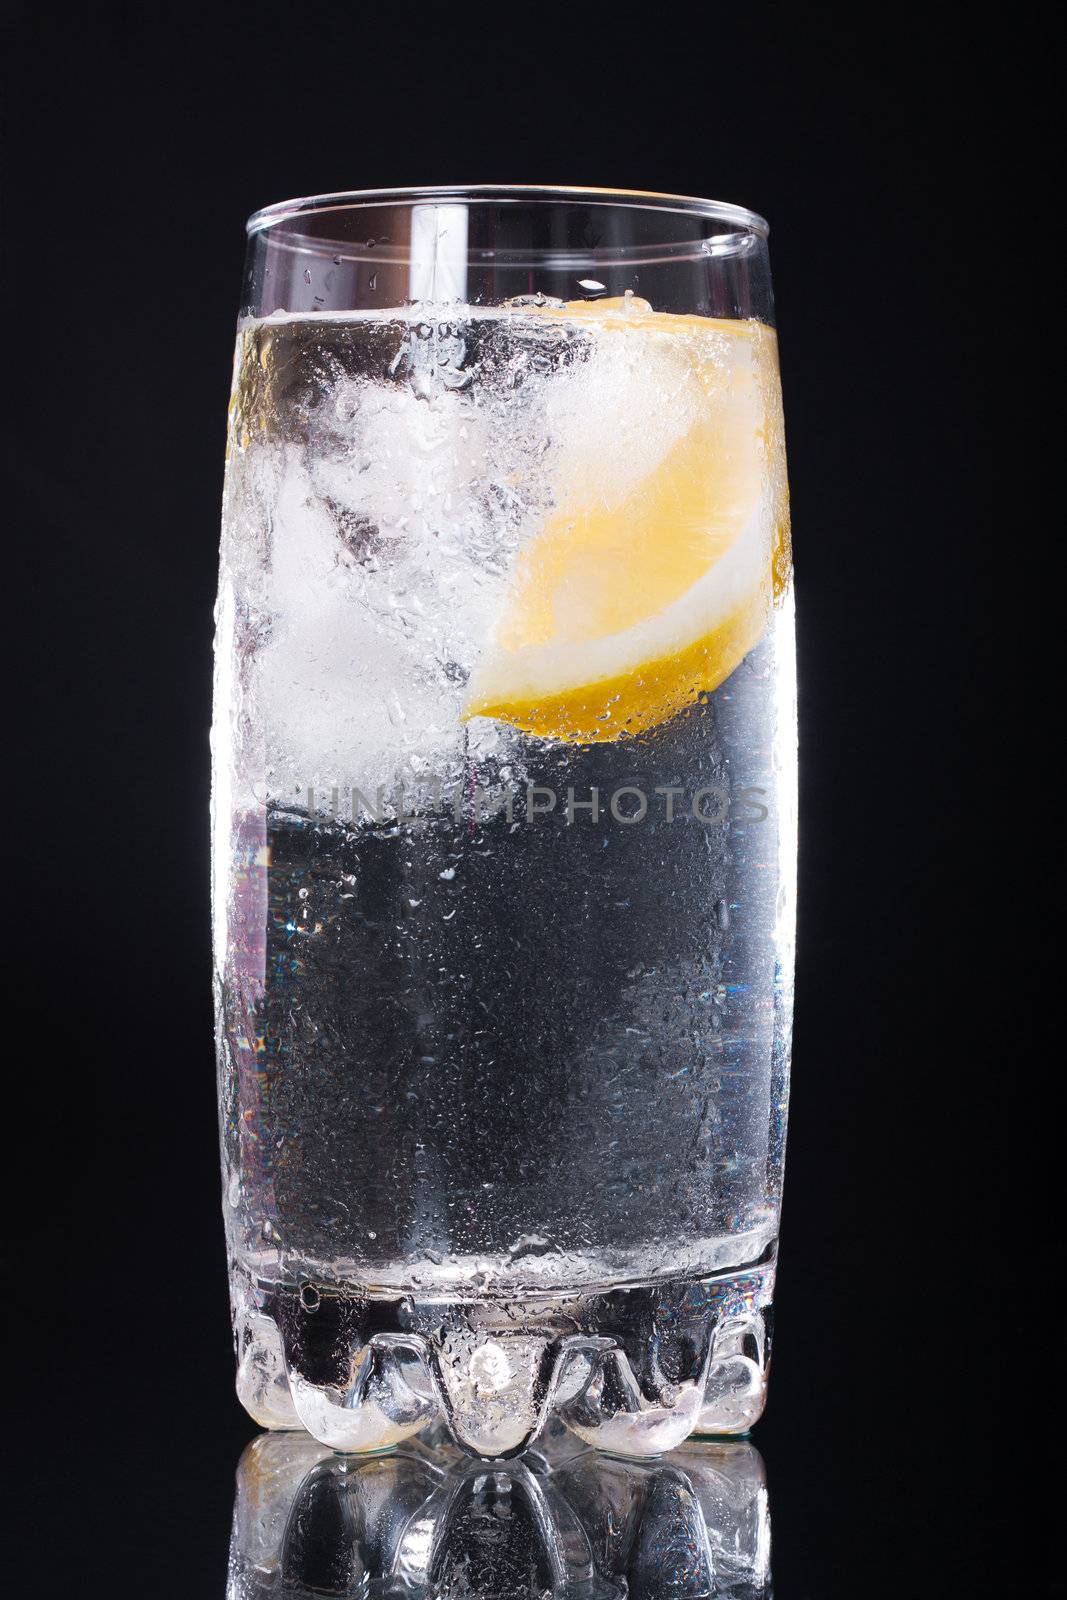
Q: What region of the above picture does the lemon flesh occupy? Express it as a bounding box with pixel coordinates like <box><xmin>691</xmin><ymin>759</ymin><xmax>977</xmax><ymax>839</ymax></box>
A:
<box><xmin>464</xmin><ymin>299</ymin><xmax>790</xmax><ymax>743</ymax></box>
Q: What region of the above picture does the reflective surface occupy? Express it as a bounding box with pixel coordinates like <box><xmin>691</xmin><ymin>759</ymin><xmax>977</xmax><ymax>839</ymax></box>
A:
<box><xmin>228</xmin><ymin>1423</ymin><xmax>771</xmax><ymax>1598</ymax></box>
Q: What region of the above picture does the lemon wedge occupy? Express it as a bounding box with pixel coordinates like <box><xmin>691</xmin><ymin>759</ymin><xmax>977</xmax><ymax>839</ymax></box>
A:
<box><xmin>464</xmin><ymin>298</ymin><xmax>790</xmax><ymax>742</ymax></box>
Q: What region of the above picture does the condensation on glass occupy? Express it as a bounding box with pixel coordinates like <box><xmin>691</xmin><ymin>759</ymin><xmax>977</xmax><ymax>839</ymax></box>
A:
<box><xmin>212</xmin><ymin>186</ymin><xmax>796</xmax><ymax>1458</ymax></box>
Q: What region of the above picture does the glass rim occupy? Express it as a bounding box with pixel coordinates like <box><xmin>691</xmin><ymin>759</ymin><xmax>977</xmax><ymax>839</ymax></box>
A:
<box><xmin>246</xmin><ymin>185</ymin><xmax>770</xmax><ymax>263</ymax></box>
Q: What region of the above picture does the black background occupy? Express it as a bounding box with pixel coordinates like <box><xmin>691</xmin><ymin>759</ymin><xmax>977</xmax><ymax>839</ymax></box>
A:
<box><xmin>2</xmin><ymin>4</ymin><xmax>1023</xmax><ymax>1595</ymax></box>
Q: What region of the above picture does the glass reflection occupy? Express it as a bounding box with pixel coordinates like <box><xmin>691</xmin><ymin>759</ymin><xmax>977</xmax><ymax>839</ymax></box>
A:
<box><xmin>228</xmin><ymin>1421</ymin><xmax>770</xmax><ymax>1598</ymax></box>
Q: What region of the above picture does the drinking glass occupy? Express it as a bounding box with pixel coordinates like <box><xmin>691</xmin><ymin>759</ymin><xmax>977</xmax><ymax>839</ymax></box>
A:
<box><xmin>212</xmin><ymin>186</ymin><xmax>796</xmax><ymax>1458</ymax></box>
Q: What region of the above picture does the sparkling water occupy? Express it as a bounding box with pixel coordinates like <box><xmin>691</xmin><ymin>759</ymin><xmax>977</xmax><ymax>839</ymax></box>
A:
<box><xmin>213</xmin><ymin>304</ymin><xmax>795</xmax><ymax>1456</ymax></box>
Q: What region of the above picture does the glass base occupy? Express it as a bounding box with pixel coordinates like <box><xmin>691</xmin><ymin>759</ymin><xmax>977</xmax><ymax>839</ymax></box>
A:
<box><xmin>231</xmin><ymin>1248</ymin><xmax>775</xmax><ymax>1458</ymax></box>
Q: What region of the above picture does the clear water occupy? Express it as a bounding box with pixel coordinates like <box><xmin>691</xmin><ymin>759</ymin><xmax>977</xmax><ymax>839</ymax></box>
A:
<box><xmin>213</xmin><ymin>307</ymin><xmax>795</xmax><ymax>1306</ymax></box>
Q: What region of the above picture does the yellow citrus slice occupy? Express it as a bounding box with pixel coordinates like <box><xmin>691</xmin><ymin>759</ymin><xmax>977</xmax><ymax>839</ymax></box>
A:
<box><xmin>464</xmin><ymin>298</ymin><xmax>790</xmax><ymax>742</ymax></box>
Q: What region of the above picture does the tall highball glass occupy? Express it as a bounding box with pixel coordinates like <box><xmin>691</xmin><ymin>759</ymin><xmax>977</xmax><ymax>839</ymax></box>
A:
<box><xmin>212</xmin><ymin>186</ymin><xmax>796</xmax><ymax>1458</ymax></box>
